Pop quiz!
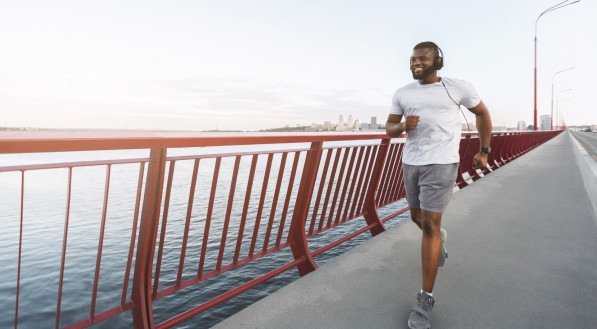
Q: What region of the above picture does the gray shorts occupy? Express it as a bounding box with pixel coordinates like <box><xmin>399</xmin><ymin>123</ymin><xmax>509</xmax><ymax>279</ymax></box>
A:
<box><xmin>403</xmin><ymin>163</ymin><xmax>459</xmax><ymax>213</ymax></box>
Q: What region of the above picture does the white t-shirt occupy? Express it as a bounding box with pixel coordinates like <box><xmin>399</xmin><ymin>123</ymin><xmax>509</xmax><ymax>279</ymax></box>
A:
<box><xmin>390</xmin><ymin>77</ymin><xmax>481</xmax><ymax>165</ymax></box>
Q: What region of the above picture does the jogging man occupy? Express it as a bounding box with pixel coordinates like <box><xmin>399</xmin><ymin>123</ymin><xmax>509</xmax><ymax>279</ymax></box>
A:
<box><xmin>385</xmin><ymin>41</ymin><xmax>492</xmax><ymax>329</ymax></box>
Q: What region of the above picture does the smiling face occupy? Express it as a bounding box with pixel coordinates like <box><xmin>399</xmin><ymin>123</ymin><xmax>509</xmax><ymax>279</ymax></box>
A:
<box><xmin>410</xmin><ymin>47</ymin><xmax>438</xmax><ymax>81</ymax></box>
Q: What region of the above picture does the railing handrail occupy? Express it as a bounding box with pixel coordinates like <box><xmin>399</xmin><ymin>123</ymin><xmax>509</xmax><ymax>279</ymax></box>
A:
<box><xmin>0</xmin><ymin>130</ymin><xmax>551</xmax><ymax>154</ymax></box>
<box><xmin>0</xmin><ymin>131</ymin><xmax>389</xmax><ymax>154</ymax></box>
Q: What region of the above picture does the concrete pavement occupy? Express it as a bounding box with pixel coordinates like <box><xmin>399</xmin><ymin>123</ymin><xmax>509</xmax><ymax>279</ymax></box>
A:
<box><xmin>213</xmin><ymin>132</ymin><xmax>597</xmax><ymax>329</ymax></box>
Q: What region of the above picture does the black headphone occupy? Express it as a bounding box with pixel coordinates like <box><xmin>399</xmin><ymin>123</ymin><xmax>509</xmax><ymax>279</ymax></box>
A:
<box><xmin>430</xmin><ymin>42</ymin><xmax>444</xmax><ymax>70</ymax></box>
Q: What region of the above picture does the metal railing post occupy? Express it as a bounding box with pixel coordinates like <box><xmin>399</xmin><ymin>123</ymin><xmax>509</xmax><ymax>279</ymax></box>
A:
<box><xmin>131</xmin><ymin>148</ymin><xmax>167</xmax><ymax>329</ymax></box>
<box><xmin>502</xmin><ymin>133</ymin><xmax>516</xmax><ymax>161</ymax></box>
<box><xmin>456</xmin><ymin>135</ymin><xmax>472</xmax><ymax>188</ymax></box>
<box><xmin>362</xmin><ymin>138</ymin><xmax>390</xmax><ymax>236</ymax></box>
<box><xmin>492</xmin><ymin>133</ymin><xmax>506</xmax><ymax>167</ymax></box>
<box><xmin>288</xmin><ymin>142</ymin><xmax>322</xmax><ymax>276</ymax></box>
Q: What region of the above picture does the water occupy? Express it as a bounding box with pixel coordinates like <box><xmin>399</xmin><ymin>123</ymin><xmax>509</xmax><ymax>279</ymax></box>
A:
<box><xmin>0</xmin><ymin>142</ymin><xmax>408</xmax><ymax>328</ymax></box>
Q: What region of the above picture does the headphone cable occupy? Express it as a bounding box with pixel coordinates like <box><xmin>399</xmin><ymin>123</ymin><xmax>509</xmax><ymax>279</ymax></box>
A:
<box><xmin>441</xmin><ymin>79</ymin><xmax>472</xmax><ymax>132</ymax></box>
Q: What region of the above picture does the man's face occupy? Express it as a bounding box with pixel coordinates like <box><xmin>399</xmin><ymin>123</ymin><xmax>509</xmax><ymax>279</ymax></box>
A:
<box><xmin>410</xmin><ymin>48</ymin><xmax>437</xmax><ymax>80</ymax></box>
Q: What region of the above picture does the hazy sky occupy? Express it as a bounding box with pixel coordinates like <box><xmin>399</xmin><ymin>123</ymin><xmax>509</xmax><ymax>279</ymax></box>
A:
<box><xmin>1</xmin><ymin>0</ymin><xmax>595</xmax><ymax>131</ymax></box>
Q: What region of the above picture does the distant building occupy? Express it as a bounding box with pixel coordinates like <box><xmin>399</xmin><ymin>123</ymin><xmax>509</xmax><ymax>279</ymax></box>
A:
<box><xmin>517</xmin><ymin>121</ymin><xmax>527</xmax><ymax>131</ymax></box>
<box><xmin>359</xmin><ymin>117</ymin><xmax>380</xmax><ymax>130</ymax></box>
<box><xmin>305</xmin><ymin>123</ymin><xmax>319</xmax><ymax>132</ymax></box>
<box><xmin>336</xmin><ymin>114</ymin><xmax>360</xmax><ymax>131</ymax></box>
<box><xmin>370</xmin><ymin>117</ymin><xmax>379</xmax><ymax>129</ymax></box>
<box><xmin>540</xmin><ymin>115</ymin><xmax>552</xmax><ymax>131</ymax></box>
<box><xmin>360</xmin><ymin>116</ymin><xmax>382</xmax><ymax>131</ymax></box>
<box><xmin>297</xmin><ymin>115</ymin><xmax>383</xmax><ymax>132</ymax></box>
<box><xmin>336</xmin><ymin>115</ymin><xmax>347</xmax><ymax>131</ymax></box>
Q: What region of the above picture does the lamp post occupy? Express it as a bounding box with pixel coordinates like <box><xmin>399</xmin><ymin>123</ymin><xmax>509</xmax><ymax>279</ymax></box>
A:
<box><xmin>551</xmin><ymin>67</ymin><xmax>574</xmax><ymax>130</ymax></box>
<box><xmin>556</xmin><ymin>89</ymin><xmax>572</xmax><ymax>130</ymax></box>
<box><xmin>533</xmin><ymin>0</ymin><xmax>581</xmax><ymax>130</ymax></box>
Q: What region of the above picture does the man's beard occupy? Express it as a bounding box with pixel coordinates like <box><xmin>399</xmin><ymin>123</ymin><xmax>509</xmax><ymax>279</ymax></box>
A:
<box><xmin>411</xmin><ymin>66</ymin><xmax>435</xmax><ymax>80</ymax></box>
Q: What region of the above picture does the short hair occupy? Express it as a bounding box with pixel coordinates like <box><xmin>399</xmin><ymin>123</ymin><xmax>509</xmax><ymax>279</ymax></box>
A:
<box><xmin>413</xmin><ymin>41</ymin><xmax>440</xmax><ymax>58</ymax></box>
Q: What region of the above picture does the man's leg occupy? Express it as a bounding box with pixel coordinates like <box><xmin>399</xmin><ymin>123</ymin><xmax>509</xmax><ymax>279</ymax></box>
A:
<box><xmin>420</xmin><ymin>210</ymin><xmax>443</xmax><ymax>293</ymax></box>
<box><xmin>408</xmin><ymin>209</ymin><xmax>443</xmax><ymax>329</ymax></box>
<box><xmin>418</xmin><ymin>163</ymin><xmax>457</xmax><ymax>290</ymax></box>
<box><xmin>408</xmin><ymin>164</ymin><xmax>456</xmax><ymax>328</ymax></box>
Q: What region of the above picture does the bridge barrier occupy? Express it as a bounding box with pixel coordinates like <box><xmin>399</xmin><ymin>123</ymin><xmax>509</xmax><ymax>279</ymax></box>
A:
<box><xmin>570</xmin><ymin>132</ymin><xmax>597</xmax><ymax>215</ymax></box>
<box><xmin>0</xmin><ymin>130</ymin><xmax>561</xmax><ymax>328</ymax></box>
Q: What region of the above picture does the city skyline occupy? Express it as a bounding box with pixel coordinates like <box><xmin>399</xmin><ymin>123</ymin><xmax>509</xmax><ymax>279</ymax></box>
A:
<box><xmin>0</xmin><ymin>112</ymin><xmax>576</xmax><ymax>133</ymax></box>
<box><xmin>1</xmin><ymin>1</ymin><xmax>595</xmax><ymax>131</ymax></box>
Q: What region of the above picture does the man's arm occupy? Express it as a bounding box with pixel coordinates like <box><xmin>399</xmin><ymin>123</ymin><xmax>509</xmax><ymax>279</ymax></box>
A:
<box><xmin>385</xmin><ymin>114</ymin><xmax>404</xmax><ymax>137</ymax></box>
<box><xmin>385</xmin><ymin>114</ymin><xmax>419</xmax><ymax>138</ymax></box>
<box><xmin>468</xmin><ymin>100</ymin><xmax>492</xmax><ymax>169</ymax></box>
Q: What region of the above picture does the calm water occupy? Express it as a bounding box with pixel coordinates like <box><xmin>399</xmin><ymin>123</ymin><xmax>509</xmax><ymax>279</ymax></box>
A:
<box><xmin>0</xmin><ymin>141</ymin><xmax>408</xmax><ymax>328</ymax></box>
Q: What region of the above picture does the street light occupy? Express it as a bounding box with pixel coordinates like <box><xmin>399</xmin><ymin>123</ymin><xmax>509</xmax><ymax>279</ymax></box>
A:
<box><xmin>533</xmin><ymin>0</ymin><xmax>581</xmax><ymax>130</ymax></box>
<box><xmin>556</xmin><ymin>89</ymin><xmax>572</xmax><ymax>130</ymax></box>
<box><xmin>551</xmin><ymin>67</ymin><xmax>574</xmax><ymax>130</ymax></box>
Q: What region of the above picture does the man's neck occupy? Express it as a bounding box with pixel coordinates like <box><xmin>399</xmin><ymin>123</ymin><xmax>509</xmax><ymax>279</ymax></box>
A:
<box><xmin>418</xmin><ymin>74</ymin><xmax>440</xmax><ymax>85</ymax></box>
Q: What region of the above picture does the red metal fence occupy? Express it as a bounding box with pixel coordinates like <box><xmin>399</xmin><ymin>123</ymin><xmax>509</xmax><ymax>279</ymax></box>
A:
<box><xmin>0</xmin><ymin>130</ymin><xmax>561</xmax><ymax>328</ymax></box>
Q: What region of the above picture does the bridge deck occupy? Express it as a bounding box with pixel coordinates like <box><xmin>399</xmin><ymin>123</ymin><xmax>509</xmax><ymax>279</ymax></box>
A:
<box><xmin>213</xmin><ymin>132</ymin><xmax>597</xmax><ymax>329</ymax></box>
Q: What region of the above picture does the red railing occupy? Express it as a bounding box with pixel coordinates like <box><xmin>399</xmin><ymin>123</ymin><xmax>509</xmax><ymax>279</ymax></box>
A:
<box><xmin>0</xmin><ymin>130</ymin><xmax>562</xmax><ymax>328</ymax></box>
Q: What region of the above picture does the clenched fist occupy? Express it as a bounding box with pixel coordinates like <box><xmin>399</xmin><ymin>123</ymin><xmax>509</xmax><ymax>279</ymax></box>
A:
<box><xmin>404</xmin><ymin>115</ymin><xmax>419</xmax><ymax>131</ymax></box>
<box><xmin>473</xmin><ymin>153</ymin><xmax>488</xmax><ymax>169</ymax></box>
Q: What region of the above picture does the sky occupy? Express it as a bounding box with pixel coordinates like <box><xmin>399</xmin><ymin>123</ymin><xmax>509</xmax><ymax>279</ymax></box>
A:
<box><xmin>1</xmin><ymin>0</ymin><xmax>595</xmax><ymax>131</ymax></box>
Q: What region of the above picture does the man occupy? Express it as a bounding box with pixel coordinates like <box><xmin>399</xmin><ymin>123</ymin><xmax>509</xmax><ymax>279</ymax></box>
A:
<box><xmin>385</xmin><ymin>41</ymin><xmax>492</xmax><ymax>329</ymax></box>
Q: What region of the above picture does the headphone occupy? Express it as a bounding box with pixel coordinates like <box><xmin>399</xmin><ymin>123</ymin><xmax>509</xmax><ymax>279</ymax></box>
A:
<box><xmin>430</xmin><ymin>42</ymin><xmax>444</xmax><ymax>70</ymax></box>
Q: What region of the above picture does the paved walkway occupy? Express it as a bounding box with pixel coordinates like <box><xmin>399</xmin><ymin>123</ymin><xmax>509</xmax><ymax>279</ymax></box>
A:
<box><xmin>214</xmin><ymin>132</ymin><xmax>597</xmax><ymax>329</ymax></box>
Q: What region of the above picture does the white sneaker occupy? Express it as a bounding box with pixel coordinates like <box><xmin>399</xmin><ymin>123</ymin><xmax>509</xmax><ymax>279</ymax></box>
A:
<box><xmin>439</xmin><ymin>228</ymin><xmax>448</xmax><ymax>267</ymax></box>
<box><xmin>408</xmin><ymin>292</ymin><xmax>435</xmax><ymax>329</ymax></box>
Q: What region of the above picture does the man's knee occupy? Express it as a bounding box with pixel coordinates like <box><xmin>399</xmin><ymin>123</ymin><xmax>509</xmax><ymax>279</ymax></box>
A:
<box><xmin>421</xmin><ymin>211</ymin><xmax>442</xmax><ymax>236</ymax></box>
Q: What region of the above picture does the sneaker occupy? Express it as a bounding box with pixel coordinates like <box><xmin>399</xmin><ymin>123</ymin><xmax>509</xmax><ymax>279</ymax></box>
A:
<box><xmin>408</xmin><ymin>292</ymin><xmax>435</xmax><ymax>329</ymax></box>
<box><xmin>439</xmin><ymin>228</ymin><xmax>448</xmax><ymax>267</ymax></box>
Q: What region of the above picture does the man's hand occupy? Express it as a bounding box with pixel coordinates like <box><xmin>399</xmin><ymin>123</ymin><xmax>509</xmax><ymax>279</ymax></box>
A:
<box><xmin>473</xmin><ymin>153</ymin><xmax>488</xmax><ymax>170</ymax></box>
<box><xmin>404</xmin><ymin>115</ymin><xmax>419</xmax><ymax>131</ymax></box>
<box><xmin>385</xmin><ymin>114</ymin><xmax>419</xmax><ymax>137</ymax></box>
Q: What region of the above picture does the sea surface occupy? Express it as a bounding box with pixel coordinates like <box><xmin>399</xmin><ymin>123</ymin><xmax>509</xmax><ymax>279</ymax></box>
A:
<box><xmin>0</xmin><ymin>140</ymin><xmax>408</xmax><ymax>328</ymax></box>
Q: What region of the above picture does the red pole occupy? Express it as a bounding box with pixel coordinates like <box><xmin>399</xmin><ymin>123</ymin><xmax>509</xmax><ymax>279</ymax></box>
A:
<box><xmin>534</xmin><ymin>35</ymin><xmax>538</xmax><ymax>130</ymax></box>
<box><xmin>131</xmin><ymin>148</ymin><xmax>167</xmax><ymax>329</ymax></box>
<box><xmin>288</xmin><ymin>141</ymin><xmax>323</xmax><ymax>276</ymax></box>
<box><xmin>362</xmin><ymin>138</ymin><xmax>391</xmax><ymax>236</ymax></box>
